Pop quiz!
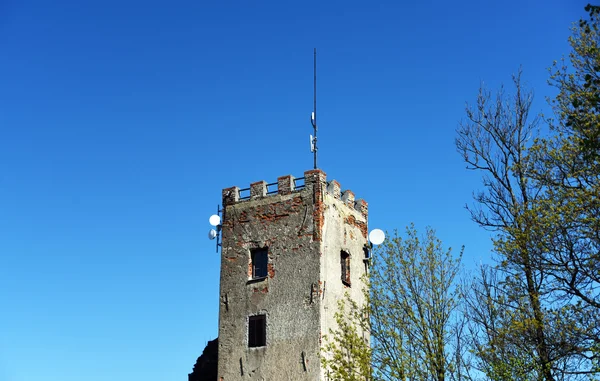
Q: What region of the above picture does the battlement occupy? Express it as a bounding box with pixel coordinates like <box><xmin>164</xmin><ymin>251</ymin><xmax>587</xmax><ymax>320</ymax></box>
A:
<box><xmin>222</xmin><ymin>169</ymin><xmax>368</xmax><ymax>218</ymax></box>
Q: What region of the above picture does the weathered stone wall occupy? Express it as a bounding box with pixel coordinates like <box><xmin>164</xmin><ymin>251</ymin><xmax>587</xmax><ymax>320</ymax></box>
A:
<box><xmin>217</xmin><ymin>170</ymin><xmax>369</xmax><ymax>381</ymax></box>
<box><xmin>319</xmin><ymin>183</ymin><xmax>370</xmax><ymax>380</ymax></box>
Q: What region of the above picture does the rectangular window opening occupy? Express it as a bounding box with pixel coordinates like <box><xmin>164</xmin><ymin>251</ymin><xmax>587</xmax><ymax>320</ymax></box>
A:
<box><xmin>248</xmin><ymin>314</ymin><xmax>266</xmax><ymax>347</ymax></box>
<box><xmin>251</xmin><ymin>248</ymin><xmax>268</xmax><ymax>279</ymax></box>
<box><xmin>341</xmin><ymin>251</ymin><xmax>351</xmax><ymax>286</ymax></box>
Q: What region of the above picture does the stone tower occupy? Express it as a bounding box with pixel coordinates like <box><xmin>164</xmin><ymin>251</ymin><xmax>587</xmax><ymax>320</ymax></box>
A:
<box><xmin>217</xmin><ymin>169</ymin><xmax>369</xmax><ymax>380</ymax></box>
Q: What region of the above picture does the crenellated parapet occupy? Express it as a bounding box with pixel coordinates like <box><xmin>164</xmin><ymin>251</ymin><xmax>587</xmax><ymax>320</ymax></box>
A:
<box><xmin>217</xmin><ymin>168</ymin><xmax>371</xmax><ymax>380</ymax></box>
<box><xmin>222</xmin><ymin>169</ymin><xmax>368</xmax><ymax>219</ymax></box>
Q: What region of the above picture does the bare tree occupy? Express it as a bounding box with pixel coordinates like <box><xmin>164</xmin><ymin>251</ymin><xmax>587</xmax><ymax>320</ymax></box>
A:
<box><xmin>456</xmin><ymin>71</ymin><xmax>558</xmax><ymax>381</ymax></box>
<box><xmin>464</xmin><ymin>264</ymin><xmax>545</xmax><ymax>380</ymax></box>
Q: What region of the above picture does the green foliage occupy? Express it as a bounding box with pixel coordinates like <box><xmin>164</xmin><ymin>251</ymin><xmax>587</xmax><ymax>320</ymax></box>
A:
<box><xmin>322</xmin><ymin>225</ymin><xmax>466</xmax><ymax>381</ymax></box>
<box><xmin>327</xmin><ymin>5</ymin><xmax>600</xmax><ymax>381</ymax></box>
<box><xmin>464</xmin><ymin>265</ymin><xmax>544</xmax><ymax>381</ymax></box>
<box><xmin>321</xmin><ymin>295</ymin><xmax>372</xmax><ymax>381</ymax></box>
<box><xmin>535</xmin><ymin>4</ymin><xmax>600</xmax><ymax>312</ymax></box>
<box><xmin>532</xmin><ymin>4</ymin><xmax>600</xmax><ymax>376</ymax></box>
<box><xmin>457</xmin><ymin>5</ymin><xmax>600</xmax><ymax>379</ymax></box>
<box><xmin>369</xmin><ymin>226</ymin><xmax>465</xmax><ymax>381</ymax></box>
<box><xmin>548</xmin><ymin>3</ymin><xmax>600</xmax><ymax>158</ymax></box>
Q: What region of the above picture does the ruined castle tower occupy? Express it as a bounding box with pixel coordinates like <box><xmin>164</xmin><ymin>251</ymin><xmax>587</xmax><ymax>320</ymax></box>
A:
<box><xmin>217</xmin><ymin>169</ymin><xmax>369</xmax><ymax>380</ymax></box>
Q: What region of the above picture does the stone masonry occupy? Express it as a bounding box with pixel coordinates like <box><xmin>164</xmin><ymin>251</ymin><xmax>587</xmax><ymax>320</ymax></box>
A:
<box><xmin>217</xmin><ymin>169</ymin><xmax>369</xmax><ymax>380</ymax></box>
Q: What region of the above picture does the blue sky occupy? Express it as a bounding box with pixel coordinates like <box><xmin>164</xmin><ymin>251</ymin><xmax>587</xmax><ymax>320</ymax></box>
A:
<box><xmin>0</xmin><ymin>1</ymin><xmax>589</xmax><ymax>380</ymax></box>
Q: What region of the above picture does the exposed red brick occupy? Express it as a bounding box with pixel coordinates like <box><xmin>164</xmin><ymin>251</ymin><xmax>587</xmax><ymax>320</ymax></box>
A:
<box><xmin>251</xmin><ymin>200</ymin><xmax>302</xmax><ymax>223</ymax></box>
<box><xmin>313</xmin><ymin>184</ymin><xmax>324</xmax><ymax>242</ymax></box>
<box><xmin>267</xmin><ymin>263</ymin><xmax>275</xmax><ymax>279</ymax></box>
<box><xmin>238</xmin><ymin>210</ymin><xmax>249</xmax><ymax>223</ymax></box>
<box><xmin>345</xmin><ymin>214</ymin><xmax>368</xmax><ymax>238</ymax></box>
<box><xmin>304</xmin><ymin>170</ymin><xmax>326</xmax><ymax>242</ymax></box>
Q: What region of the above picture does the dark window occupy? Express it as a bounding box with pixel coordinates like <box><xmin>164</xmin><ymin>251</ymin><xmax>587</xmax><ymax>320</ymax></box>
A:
<box><xmin>251</xmin><ymin>248</ymin><xmax>268</xmax><ymax>279</ymax></box>
<box><xmin>248</xmin><ymin>314</ymin><xmax>266</xmax><ymax>347</ymax></box>
<box><xmin>341</xmin><ymin>251</ymin><xmax>351</xmax><ymax>286</ymax></box>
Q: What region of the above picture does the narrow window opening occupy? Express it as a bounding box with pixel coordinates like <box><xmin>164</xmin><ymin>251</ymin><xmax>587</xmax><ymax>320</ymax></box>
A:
<box><xmin>341</xmin><ymin>250</ymin><xmax>351</xmax><ymax>286</ymax></box>
<box><xmin>251</xmin><ymin>248</ymin><xmax>268</xmax><ymax>279</ymax></box>
<box><xmin>248</xmin><ymin>314</ymin><xmax>266</xmax><ymax>347</ymax></box>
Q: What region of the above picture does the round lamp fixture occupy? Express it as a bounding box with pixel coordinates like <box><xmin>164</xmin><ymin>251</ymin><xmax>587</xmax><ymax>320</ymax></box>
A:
<box><xmin>209</xmin><ymin>214</ymin><xmax>221</xmax><ymax>227</ymax></box>
<box><xmin>369</xmin><ymin>229</ymin><xmax>385</xmax><ymax>245</ymax></box>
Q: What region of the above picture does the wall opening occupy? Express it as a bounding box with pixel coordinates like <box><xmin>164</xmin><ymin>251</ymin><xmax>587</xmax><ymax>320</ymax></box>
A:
<box><xmin>248</xmin><ymin>314</ymin><xmax>266</xmax><ymax>347</ymax></box>
<box><xmin>341</xmin><ymin>250</ymin><xmax>351</xmax><ymax>286</ymax></box>
<box><xmin>251</xmin><ymin>248</ymin><xmax>268</xmax><ymax>279</ymax></box>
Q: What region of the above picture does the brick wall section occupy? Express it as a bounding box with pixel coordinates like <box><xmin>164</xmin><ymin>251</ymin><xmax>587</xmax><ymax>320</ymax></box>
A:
<box><xmin>222</xmin><ymin>172</ymin><xmax>366</xmax><ymax>217</ymax></box>
<box><xmin>277</xmin><ymin>175</ymin><xmax>294</xmax><ymax>195</ymax></box>
<box><xmin>222</xmin><ymin>186</ymin><xmax>239</xmax><ymax>206</ymax></box>
<box><xmin>341</xmin><ymin>190</ymin><xmax>355</xmax><ymax>208</ymax></box>
<box><xmin>327</xmin><ymin>180</ymin><xmax>341</xmax><ymax>200</ymax></box>
<box><xmin>218</xmin><ymin>173</ymin><xmax>324</xmax><ymax>380</ymax></box>
<box><xmin>250</xmin><ymin>181</ymin><xmax>267</xmax><ymax>199</ymax></box>
<box><xmin>354</xmin><ymin>198</ymin><xmax>368</xmax><ymax>220</ymax></box>
<box><xmin>344</xmin><ymin>214</ymin><xmax>368</xmax><ymax>239</ymax></box>
<box><xmin>304</xmin><ymin>169</ymin><xmax>327</xmax><ymax>243</ymax></box>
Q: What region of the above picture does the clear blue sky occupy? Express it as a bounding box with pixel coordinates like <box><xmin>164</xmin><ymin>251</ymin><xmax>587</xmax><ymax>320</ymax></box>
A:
<box><xmin>0</xmin><ymin>1</ymin><xmax>589</xmax><ymax>380</ymax></box>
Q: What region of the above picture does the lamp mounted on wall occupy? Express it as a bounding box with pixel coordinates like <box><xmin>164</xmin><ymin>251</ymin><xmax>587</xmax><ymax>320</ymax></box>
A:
<box><xmin>208</xmin><ymin>205</ymin><xmax>223</xmax><ymax>253</ymax></box>
<box><xmin>364</xmin><ymin>228</ymin><xmax>385</xmax><ymax>262</ymax></box>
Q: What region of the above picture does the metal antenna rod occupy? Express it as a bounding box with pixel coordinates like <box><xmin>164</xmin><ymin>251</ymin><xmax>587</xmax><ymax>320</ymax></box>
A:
<box><xmin>312</xmin><ymin>48</ymin><xmax>318</xmax><ymax>169</ymax></box>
